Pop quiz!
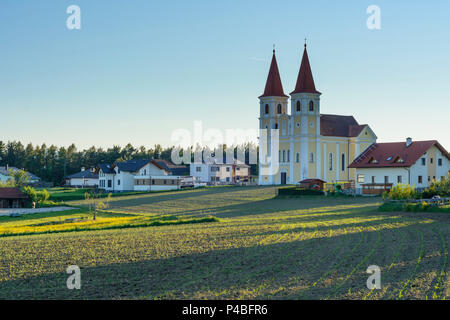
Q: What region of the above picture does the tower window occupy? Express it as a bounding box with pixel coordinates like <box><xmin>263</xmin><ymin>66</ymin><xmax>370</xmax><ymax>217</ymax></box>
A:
<box><xmin>309</xmin><ymin>101</ymin><xmax>314</xmax><ymax>112</ymax></box>
<box><xmin>277</xmin><ymin>104</ymin><xmax>282</xmax><ymax>114</ymax></box>
<box><xmin>265</xmin><ymin>104</ymin><xmax>269</xmax><ymax>114</ymax></box>
<box><xmin>296</xmin><ymin>101</ymin><xmax>301</xmax><ymax>112</ymax></box>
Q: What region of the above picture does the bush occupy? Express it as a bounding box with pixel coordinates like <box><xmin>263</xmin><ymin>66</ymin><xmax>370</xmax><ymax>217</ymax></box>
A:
<box><xmin>421</xmin><ymin>175</ymin><xmax>450</xmax><ymax>198</ymax></box>
<box><xmin>277</xmin><ymin>187</ymin><xmax>324</xmax><ymax>196</ymax></box>
<box><xmin>387</xmin><ymin>184</ymin><xmax>417</xmax><ymax>200</ymax></box>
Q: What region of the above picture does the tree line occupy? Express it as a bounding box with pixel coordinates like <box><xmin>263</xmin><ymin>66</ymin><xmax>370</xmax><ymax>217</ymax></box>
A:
<box><xmin>0</xmin><ymin>141</ymin><xmax>258</xmax><ymax>185</ymax></box>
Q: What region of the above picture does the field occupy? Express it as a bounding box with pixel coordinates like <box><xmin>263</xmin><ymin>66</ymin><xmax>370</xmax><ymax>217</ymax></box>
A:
<box><xmin>0</xmin><ymin>186</ymin><xmax>448</xmax><ymax>299</ymax></box>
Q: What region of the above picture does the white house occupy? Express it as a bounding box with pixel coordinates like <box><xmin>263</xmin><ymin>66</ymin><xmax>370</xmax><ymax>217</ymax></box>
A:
<box><xmin>65</xmin><ymin>168</ymin><xmax>98</xmax><ymax>188</ymax></box>
<box><xmin>0</xmin><ymin>165</ymin><xmax>41</xmax><ymax>185</ymax></box>
<box><xmin>349</xmin><ymin>138</ymin><xmax>449</xmax><ymax>193</ymax></box>
<box><xmin>98</xmin><ymin>159</ymin><xmax>192</xmax><ymax>192</ymax></box>
<box><xmin>190</xmin><ymin>159</ymin><xmax>250</xmax><ymax>185</ymax></box>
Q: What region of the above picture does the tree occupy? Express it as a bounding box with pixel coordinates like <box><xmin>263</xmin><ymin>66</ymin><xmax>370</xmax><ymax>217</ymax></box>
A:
<box><xmin>9</xmin><ymin>169</ymin><xmax>30</xmax><ymax>187</ymax></box>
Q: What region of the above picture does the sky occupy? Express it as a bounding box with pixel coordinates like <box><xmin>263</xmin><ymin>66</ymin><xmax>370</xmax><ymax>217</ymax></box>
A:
<box><xmin>1</xmin><ymin>0</ymin><xmax>449</xmax><ymax>150</ymax></box>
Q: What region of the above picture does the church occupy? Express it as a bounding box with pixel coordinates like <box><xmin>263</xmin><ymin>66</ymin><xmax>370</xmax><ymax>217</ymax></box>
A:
<box><xmin>258</xmin><ymin>45</ymin><xmax>377</xmax><ymax>185</ymax></box>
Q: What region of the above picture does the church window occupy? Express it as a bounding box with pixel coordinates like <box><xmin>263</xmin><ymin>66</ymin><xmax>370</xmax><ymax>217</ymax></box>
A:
<box><xmin>309</xmin><ymin>101</ymin><xmax>314</xmax><ymax>111</ymax></box>
<box><xmin>341</xmin><ymin>153</ymin><xmax>345</xmax><ymax>171</ymax></box>
<box><xmin>277</xmin><ymin>104</ymin><xmax>282</xmax><ymax>114</ymax></box>
<box><xmin>296</xmin><ymin>101</ymin><xmax>301</xmax><ymax>112</ymax></box>
<box><xmin>329</xmin><ymin>153</ymin><xmax>333</xmax><ymax>171</ymax></box>
<box><xmin>265</xmin><ymin>104</ymin><xmax>269</xmax><ymax>114</ymax></box>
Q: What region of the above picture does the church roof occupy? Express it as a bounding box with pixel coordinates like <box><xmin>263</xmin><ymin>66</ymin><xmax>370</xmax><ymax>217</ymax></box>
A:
<box><xmin>259</xmin><ymin>50</ymin><xmax>288</xmax><ymax>98</ymax></box>
<box><xmin>349</xmin><ymin>140</ymin><xmax>450</xmax><ymax>168</ymax></box>
<box><xmin>291</xmin><ymin>45</ymin><xmax>321</xmax><ymax>95</ymax></box>
<box><xmin>320</xmin><ymin>114</ymin><xmax>368</xmax><ymax>137</ymax></box>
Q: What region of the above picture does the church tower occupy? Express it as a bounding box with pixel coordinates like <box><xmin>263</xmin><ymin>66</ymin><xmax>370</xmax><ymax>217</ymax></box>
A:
<box><xmin>290</xmin><ymin>44</ymin><xmax>321</xmax><ymax>181</ymax></box>
<box><xmin>258</xmin><ymin>49</ymin><xmax>288</xmax><ymax>185</ymax></box>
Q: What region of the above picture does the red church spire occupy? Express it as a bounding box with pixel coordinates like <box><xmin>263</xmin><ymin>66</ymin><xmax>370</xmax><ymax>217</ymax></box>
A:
<box><xmin>259</xmin><ymin>49</ymin><xmax>288</xmax><ymax>98</ymax></box>
<box><xmin>290</xmin><ymin>44</ymin><xmax>321</xmax><ymax>95</ymax></box>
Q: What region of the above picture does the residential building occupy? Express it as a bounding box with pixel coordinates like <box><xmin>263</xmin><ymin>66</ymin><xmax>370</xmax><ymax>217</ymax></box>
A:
<box><xmin>0</xmin><ymin>188</ymin><xmax>29</xmax><ymax>208</ymax></box>
<box><xmin>65</xmin><ymin>168</ymin><xmax>99</xmax><ymax>188</ymax></box>
<box><xmin>349</xmin><ymin>138</ymin><xmax>450</xmax><ymax>191</ymax></box>
<box><xmin>258</xmin><ymin>45</ymin><xmax>377</xmax><ymax>185</ymax></box>
<box><xmin>190</xmin><ymin>159</ymin><xmax>250</xmax><ymax>184</ymax></box>
<box><xmin>98</xmin><ymin>159</ymin><xmax>191</xmax><ymax>192</ymax></box>
<box><xmin>0</xmin><ymin>165</ymin><xmax>41</xmax><ymax>185</ymax></box>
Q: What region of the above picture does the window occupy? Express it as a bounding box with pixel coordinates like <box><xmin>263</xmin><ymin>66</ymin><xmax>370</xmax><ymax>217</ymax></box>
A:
<box><xmin>277</xmin><ymin>104</ymin><xmax>282</xmax><ymax>114</ymax></box>
<box><xmin>384</xmin><ymin>176</ymin><xmax>389</xmax><ymax>184</ymax></box>
<box><xmin>136</xmin><ymin>180</ymin><xmax>139</xmax><ymax>185</ymax></box>
<box><xmin>118</xmin><ymin>169</ymin><xmax>121</xmax><ymax>174</ymax></box>
<box><xmin>371</xmin><ymin>176</ymin><xmax>375</xmax><ymax>183</ymax></box>
<box><xmin>309</xmin><ymin>101</ymin><xmax>314</xmax><ymax>111</ymax></box>
<box><xmin>172</xmin><ymin>180</ymin><xmax>175</xmax><ymax>185</ymax></box>
<box><xmin>226</xmin><ymin>177</ymin><xmax>230</xmax><ymax>182</ymax></box>
<box><xmin>310</xmin><ymin>152</ymin><xmax>314</xmax><ymax>163</ymax></box>
<box><xmin>357</xmin><ymin>174</ymin><xmax>365</xmax><ymax>183</ymax></box>
<box><xmin>428</xmin><ymin>176</ymin><xmax>431</xmax><ymax>182</ymax></box>
<box><xmin>163</xmin><ymin>180</ymin><xmax>167</xmax><ymax>184</ymax></box>
<box><xmin>274</xmin><ymin>123</ymin><xmax>278</xmax><ymax>129</ymax></box>
<box><xmin>144</xmin><ymin>169</ymin><xmax>146</xmax><ymax>175</ymax></box>
<box><xmin>296</xmin><ymin>122</ymin><xmax>300</xmax><ymax>128</ymax></box>
<box><xmin>296</xmin><ymin>101</ymin><xmax>301</xmax><ymax>112</ymax></box>
<box><xmin>341</xmin><ymin>153</ymin><xmax>345</xmax><ymax>171</ymax></box>
<box><xmin>421</xmin><ymin>158</ymin><xmax>426</xmax><ymax>166</ymax></box>
<box><xmin>282</xmin><ymin>150</ymin><xmax>286</xmax><ymax>163</ymax></box>
<box><xmin>265</xmin><ymin>104</ymin><xmax>269</xmax><ymax>114</ymax></box>
<box><xmin>438</xmin><ymin>159</ymin><xmax>443</xmax><ymax>166</ymax></box>
<box><xmin>117</xmin><ymin>179</ymin><xmax>121</xmax><ymax>186</ymax></box>
<box><xmin>287</xmin><ymin>150</ymin><xmax>290</xmax><ymax>162</ymax></box>
<box><xmin>329</xmin><ymin>153</ymin><xmax>333</xmax><ymax>171</ymax></box>
<box><xmin>418</xmin><ymin>176</ymin><xmax>423</xmax><ymax>184</ymax></box>
<box><xmin>430</xmin><ymin>158</ymin><xmax>434</xmax><ymax>164</ymax></box>
<box><xmin>226</xmin><ymin>167</ymin><xmax>230</xmax><ymax>172</ymax></box>
<box><xmin>397</xmin><ymin>176</ymin><xmax>402</xmax><ymax>183</ymax></box>
<box><xmin>196</xmin><ymin>166</ymin><xmax>201</xmax><ymax>172</ymax></box>
<box><xmin>296</xmin><ymin>153</ymin><xmax>300</xmax><ymax>163</ymax></box>
<box><xmin>152</xmin><ymin>179</ymin><xmax>155</xmax><ymax>185</ymax></box>
<box><xmin>108</xmin><ymin>180</ymin><xmax>112</xmax><ymax>188</ymax></box>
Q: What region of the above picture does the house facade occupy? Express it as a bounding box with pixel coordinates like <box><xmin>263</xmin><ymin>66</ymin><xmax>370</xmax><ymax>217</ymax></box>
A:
<box><xmin>258</xmin><ymin>45</ymin><xmax>377</xmax><ymax>185</ymax></box>
<box><xmin>65</xmin><ymin>168</ymin><xmax>99</xmax><ymax>188</ymax></box>
<box><xmin>190</xmin><ymin>159</ymin><xmax>250</xmax><ymax>184</ymax></box>
<box><xmin>0</xmin><ymin>165</ymin><xmax>41</xmax><ymax>185</ymax></box>
<box><xmin>349</xmin><ymin>139</ymin><xmax>450</xmax><ymax>191</ymax></box>
<box><xmin>98</xmin><ymin>159</ymin><xmax>191</xmax><ymax>192</ymax></box>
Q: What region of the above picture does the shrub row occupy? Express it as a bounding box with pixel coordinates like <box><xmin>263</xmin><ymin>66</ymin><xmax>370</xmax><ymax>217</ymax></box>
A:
<box><xmin>277</xmin><ymin>187</ymin><xmax>324</xmax><ymax>196</ymax></box>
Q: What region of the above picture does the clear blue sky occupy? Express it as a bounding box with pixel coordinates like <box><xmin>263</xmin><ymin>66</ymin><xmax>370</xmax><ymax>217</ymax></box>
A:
<box><xmin>1</xmin><ymin>0</ymin><xmax>449</xmax><ymax>149</ymax></box>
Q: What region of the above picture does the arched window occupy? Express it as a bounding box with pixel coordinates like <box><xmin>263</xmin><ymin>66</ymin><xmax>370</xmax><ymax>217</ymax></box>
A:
<box><xmin>341</xmin><ymin>153</ymin><xmax>346</xmax><ymax>171</ymax></box>
<box><xmin>277</xmin><ymin>104</ymin><xmax>282</xmax><ymax>114</ymax></box>
<box><xmin>296</xmin><ymin>101</ymin><xmax>301</xmax><ymax>112</ymax></box>
<box><xmin>309</xmin><ymin>101</ymin><xmax>314</xmax><ymax>112</ymax></box>
<box><xmin>329</xmin><ymin>153</ymin><xmax>333</xmax><ymax>171</ymax></box>
<box><xmin>265</xmin><ymin>104</ymin><xmax>269</xmax><ymax>114</ymax></box>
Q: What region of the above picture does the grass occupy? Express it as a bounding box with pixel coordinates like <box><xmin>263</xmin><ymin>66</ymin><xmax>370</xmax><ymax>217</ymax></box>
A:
<box><xmin>0</xmin><ymin>186</ymin><xmax>448</xmax><ymax>300</ymax></box>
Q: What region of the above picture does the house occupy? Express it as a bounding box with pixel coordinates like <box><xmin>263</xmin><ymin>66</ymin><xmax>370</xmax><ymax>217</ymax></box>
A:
<box><xmin>0</xmin><ymin>188</ymin><xmax>29</xmax><ymax>208</ymax></box>
<box><xmin>65</xmin><ymin>168</ymin><xmax>99</xmax><ymax>188</ymax></box>
<box><xmin>258</xmin><ymin>45</ymin><xmax>377</xmax><ymax>185</ymax></box>
<box><xmin>98</xmin><ymin>159</ymin><xmax>191</xmax><ymax>192</ymax></box>
<box><xmin>349</xmin><ymin>138</ymin><xmax>450</xmax><ymax>194</ymax></box>
<box><xmin>190</xmin><ymin>159</ymin><xmax>250</xmax><ymax>185</ymax></box>
<box><xmin>0</xmin><ymin>165</ymin><xmax>41</xmax><ymax>185</ymax></box>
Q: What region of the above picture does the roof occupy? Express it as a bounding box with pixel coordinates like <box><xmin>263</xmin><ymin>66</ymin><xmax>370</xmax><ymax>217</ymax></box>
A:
<box><xmin>66</xmin><ymin>170</ymin><xmax>99</xmax><ymax>179</ymax></box>
<box><xmin>349</xmin><ymin>140</ymin><xmax>450</xmax><ymax>169</ymax></box>
<box><xmin>290</xmin><ymin>45</ymin><xmax>321</xmax><ymax>95</ymax></box>
<box><xmin>259</xmin><ymin>50</ymin><xmax>288</xmax><ymax>98</ymax></box>
<box><xmin>320</xmin><ymin>114</ymin><xmax>368</xmax><ymax>137</ymax></box>
<box><xmin>115</xmin><ymin>159</ymin><xmax>153</xmax><ymax>172</ymax></box>
<box><xmin>0</xmin><ymin>166</ymin><xmax>41</xmax><ymax>181</ymax></box>
<box><xmin>0</xmin><ymin>188</ymin><xmax>28</xmax><ymax>199</ymax></box>
<box><xmin>98</xmin><ymin>164</ymin><xmax>114</xmax><ymax>174</ymax></box>
<box><xmin>152</xmin><ymin>159</ymin><xmax>189</xmax><ymax>176</ymax></box>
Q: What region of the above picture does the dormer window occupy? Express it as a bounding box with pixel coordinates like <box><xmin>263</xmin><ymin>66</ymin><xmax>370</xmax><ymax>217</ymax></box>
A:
<box><xmin>393</xmin><ymin>156</ymin><xmax>404</xmax><ymax>163</ymax></box>
<box><xmin>265</xmin><ymin>104</ymin><xmax>269</xmax><ymax>114</ymax></box>
<box><xmin>296</xmin><ymin>101</ymin><xmax>301</xmax><ymax>112</ymax></box>
<box><xmin>277</xmin><ymin>104</ymin><xmax>282</xmax><ymax>114</ymax></box>
<box><xmin>369</xmin><ymin>157</ymin><xmax>378</xmax><ymax>164</ymax></box>
<box><xmin>309</xmin><ymin>101</ymin><xmax>314</xmax><ymax>111</ymax></box>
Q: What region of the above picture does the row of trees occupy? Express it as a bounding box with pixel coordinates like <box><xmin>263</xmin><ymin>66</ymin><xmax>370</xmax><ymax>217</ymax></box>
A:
<box><xmin>0</xmin><ymin>141</ymin><xmax>258</xmax><ymax>185</ymax></box>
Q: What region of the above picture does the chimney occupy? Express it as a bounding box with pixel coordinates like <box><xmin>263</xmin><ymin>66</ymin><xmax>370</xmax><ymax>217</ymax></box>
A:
<box><xmin>406</xmin><ymin>137</ymin><xmax>412</xmax><ymax>148</ymax></box>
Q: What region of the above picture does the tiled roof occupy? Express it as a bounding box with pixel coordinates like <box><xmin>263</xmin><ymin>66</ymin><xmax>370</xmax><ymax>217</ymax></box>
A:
<box><xmin>115</xmin><ymin>159</ymin><xmax>152</xmax><ymax>173</ymax></box>
<box><xmin>349</xmin><ymin>140</ymin><xmax>450</xmax><ymax>168</ymax></box>
<box><xmin>152</xmin><ymin>159</ymin><xmax>189</xmax><ymax>176</ymax></box>
<box><xmin>66</xmin><ymin>170</ymin><xmax>99</xmax><ymax>179</ymax></box>
<box><xmin>290</xmin><ymin>45</ymin><xmax>321</xmax><ymax>95</ymax></box>
<box><xmin>320</xmin><ymin>114</ymin><xmax>368</xmax><ymax>137</ymax></box>
<box><xmin>0</xmin><ymin>187</ymin><xmax>28</xmax><ymax>199</ymax></box>
<box><xmin>259</xmin><ymin>50</ymin><xmax>288</xmax><ymax>98</ymax></box>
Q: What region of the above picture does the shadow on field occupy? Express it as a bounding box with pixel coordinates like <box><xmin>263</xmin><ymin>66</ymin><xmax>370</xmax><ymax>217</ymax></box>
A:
<box><xmin>0</xmin><ymin>218</ymin><xmax>445</xmax><ymax>300</ymax></box>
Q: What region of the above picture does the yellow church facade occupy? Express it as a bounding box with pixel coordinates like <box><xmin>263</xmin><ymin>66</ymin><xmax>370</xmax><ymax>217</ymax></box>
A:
<box><xmin>258</xmin><ymin>45</ymin><xmax>377</xmax><ymax>185</ymax></box>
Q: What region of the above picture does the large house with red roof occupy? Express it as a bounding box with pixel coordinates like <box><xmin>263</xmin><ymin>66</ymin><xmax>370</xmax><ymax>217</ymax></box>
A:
<box><xmin>349</xmin><ymin>138</ymin><xmax>450</xmax><ymax>190</ymax></box>
<box><xmin>258</xmin><ymin>45</ymin><xmax>377</xmax><ymax>185</ymax></box>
